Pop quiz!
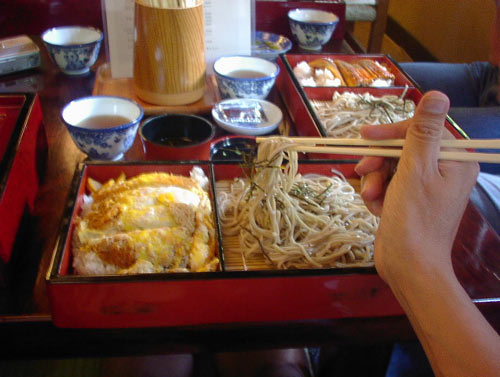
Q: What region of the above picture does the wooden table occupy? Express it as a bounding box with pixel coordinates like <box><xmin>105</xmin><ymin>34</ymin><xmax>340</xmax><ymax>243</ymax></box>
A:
<box><xmin>0</xmin><ymin>36</ymin><xmax>498</xmax><ymax>360</ymax></box>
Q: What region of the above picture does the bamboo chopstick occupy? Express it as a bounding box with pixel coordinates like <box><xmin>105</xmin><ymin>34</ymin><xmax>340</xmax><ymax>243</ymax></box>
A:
<box><xmin>256</xmin><ymin>137</ymin><xmax>500</xmax><ymax>150</ymax></box>
<box><xmin>290</xmin><ymin>146</ymin><xmax>500</xmax><ymax>163</ymax></box>
<box><xmin>255</xmin><ymin>137</ymin><xmax>500</xmax><ymax>164</ymax></box>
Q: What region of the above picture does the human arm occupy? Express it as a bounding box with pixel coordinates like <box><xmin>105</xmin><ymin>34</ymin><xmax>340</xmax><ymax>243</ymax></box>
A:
<box><xmin>355</xmin><ymin>91</ymin><xmax>500</xmax><ymax>377</ymax></box>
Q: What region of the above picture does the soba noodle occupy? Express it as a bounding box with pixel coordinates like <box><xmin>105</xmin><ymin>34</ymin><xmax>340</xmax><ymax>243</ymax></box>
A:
<box><xmin>217</xmin><ymin>138</ymin><xmax>379</xmax><ymax>269</ymax></box>
<box><xmin>312</xmin><ymin>90</ymin><xmax>416</xmax><ymax>138</ymax></box>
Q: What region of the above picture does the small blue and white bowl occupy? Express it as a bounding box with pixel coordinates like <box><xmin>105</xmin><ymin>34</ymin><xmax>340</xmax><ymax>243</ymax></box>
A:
<box><xmin>288</xmin><ymin>9</ymin><xmax>339</xmax><ymax>51</ymax></box>
<box><xmin>61</xmin><ymin>96</ymin><xmax>144</xmax><ymax>160</ymax></box>
<box><xmin>213</xmin><ymin>56</ymin><xmax>280</xmax><ymax>100</ymax></box>
<box><xmin>252</xmin><ymin>31</ymin><xmax>292</xmax><ymax>61</ymax></box>
<box><xmin>42</xmin><ymin>26</ymin><xmax>103</xmax><ymax>75</ymax></box>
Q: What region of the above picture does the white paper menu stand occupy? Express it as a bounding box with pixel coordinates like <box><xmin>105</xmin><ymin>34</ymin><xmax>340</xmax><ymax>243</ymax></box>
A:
<box><xmin>102</xmin><ymin>0</ymin><xmax>252</xmax><ymax>79</ymax></box>
<box><xmin>102</xmin><ymin>0</ymin><xmax>135</xmax><ymax>78</ymax></box>
<box><xmin>203</xmin><ymin>0</ymin><xmax>252</xmax><ymax>72</ymax></box>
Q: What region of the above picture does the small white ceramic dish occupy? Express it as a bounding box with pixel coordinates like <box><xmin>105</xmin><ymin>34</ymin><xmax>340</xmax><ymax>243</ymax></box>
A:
<box><xmin>213</xmin><ymin>56</ymin><xmax>280</xmax><ymax>99</ymax></box>
<box><xmin>212</xmin><ymin>98</ymin><xmax>282</xmax><ymax>136</ymax></box>
<box><xmin>288</xmin><ymin>9</ymin><xmax>339</xmax><ymax>51</ymax></box>
<box><xmin>62</xmin><ymin>96</ymin><xmax>144</xmax><ymax>160</ymax></box>
<box><xmin>252</xmin><ymin>31</ymin><xmax>292</xmax><ymax>61</ymax></box>
<box><xmin>42</xmin><ymin>26</ymin><xmax>103</xmax><ymax>75</ymax></box>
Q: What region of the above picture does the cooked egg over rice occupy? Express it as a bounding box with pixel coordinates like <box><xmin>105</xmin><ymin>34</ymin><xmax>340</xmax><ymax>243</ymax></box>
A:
<box><xmin>72</xmin><ymin>168</ymin><xmax>219</xmax><ymax>275</ymax></box>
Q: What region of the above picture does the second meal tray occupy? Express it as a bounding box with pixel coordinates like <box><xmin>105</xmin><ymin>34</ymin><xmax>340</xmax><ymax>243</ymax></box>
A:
<box><xmin>276</xmin><ymin>53</ymin><xmax>468</xmax><ymax>159</ymax></box>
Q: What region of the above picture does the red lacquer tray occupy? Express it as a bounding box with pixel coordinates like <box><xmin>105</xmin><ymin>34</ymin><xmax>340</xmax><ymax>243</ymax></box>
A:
<box><xmin>277</xmin><ymin>54</ymin><xmax>414</xmax><ymax>139</ymax></box>
<box><xmin>46</xmin><ymin>161</ymin><xmax>403</xmax><ymax>328</ymax></box>
<box><xmin>0</xmin><ymin>93</ymin><xmax>45</xmax><ymax>263</ymax></box>
<box><xmin>276</xmin><ymin>54</ymin><xmax>469</xmax><ymax>160</ymax></box>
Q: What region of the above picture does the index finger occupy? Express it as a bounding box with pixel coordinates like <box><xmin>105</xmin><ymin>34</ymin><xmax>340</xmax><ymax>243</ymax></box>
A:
<box><xmin>356</xmin><ymin>119</ymin><xmax>411</xmax><ymax>176</ymax></box>
<box><xmin>360</xmin><ymin>119</ymin><xmax>411</xmax><ymax>140</ymax></box>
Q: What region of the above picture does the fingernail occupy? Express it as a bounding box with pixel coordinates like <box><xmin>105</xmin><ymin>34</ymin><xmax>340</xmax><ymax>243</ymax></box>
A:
<box><xmin>421</xmin><ymin>96</ymin><xmax>448</xmax><ymax>114</ymax></box>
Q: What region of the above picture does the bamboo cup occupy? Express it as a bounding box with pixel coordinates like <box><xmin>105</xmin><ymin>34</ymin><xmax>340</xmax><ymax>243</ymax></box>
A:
<box><xmin>133</xmin><ymin>0</ymin><xmax>206</xmax><ymax>105</ymax></box>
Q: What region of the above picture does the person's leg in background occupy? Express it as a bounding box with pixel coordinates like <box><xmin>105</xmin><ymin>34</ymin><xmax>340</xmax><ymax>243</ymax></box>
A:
<box><xmin>448</xmin><ymin>106</ymin><xmax>500</xmax><ymax>175</ymax></box>
<box><xmin>399</xmin><ymin>62</ymin><xmax>497</xmax><ymax>107</ymax></box>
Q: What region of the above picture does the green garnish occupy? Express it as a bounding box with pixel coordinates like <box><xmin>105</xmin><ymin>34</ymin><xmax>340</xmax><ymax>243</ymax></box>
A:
<box><xmin>264</xmin><ymin>40</ymin><xmax>280</xmax><ymax>50</ymax></box>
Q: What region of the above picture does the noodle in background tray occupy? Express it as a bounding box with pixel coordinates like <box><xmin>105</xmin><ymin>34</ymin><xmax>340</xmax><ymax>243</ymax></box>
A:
<box><xmin>312</xmin><ymin>90</ymin><xmax>416</xmax><ymax>139</ymax></box>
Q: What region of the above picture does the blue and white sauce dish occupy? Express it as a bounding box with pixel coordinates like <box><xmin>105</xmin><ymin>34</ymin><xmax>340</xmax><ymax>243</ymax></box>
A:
<box><xmin>288</xmin><ymin>9</ymin><xmax>339</xmax><ymax>51</ymax></box>
<box><xmin>42</xmin><ymin>26</ymin><xmax>103</xmax><ymax>75</ymax></box>
<box><xmin>252</xmin><ymin>31</ymin><xmax>292</xmax><ymax>61</ymax></box>
<box><xmin>61</xmin><ymin>96</ymin><xmax>144</xmax><ymax>160</ymax></box>
<box><xmin>213</xmin><ymin>56</ymin><xmax>280</xmax><ymax>100</ymax></box>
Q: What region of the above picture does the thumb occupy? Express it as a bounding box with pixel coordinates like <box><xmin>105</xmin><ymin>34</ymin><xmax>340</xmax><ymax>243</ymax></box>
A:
<box><xmin>401</xmin><ymin>91</ymin><xmax>450</xmax><ymax>172</ymax></box>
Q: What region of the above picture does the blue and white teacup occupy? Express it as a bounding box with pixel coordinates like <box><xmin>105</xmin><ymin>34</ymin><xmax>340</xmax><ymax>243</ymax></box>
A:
<box><xmin>213</xmin><ymin>56</ymin><xmax>280</xmax><ymax>100</ymax></box>
<box><xmin>288</xmin><ymin>9</ymin><xmax>339</xmax><ymax>51</ymax></box>
<box><xmin>42</xmin><ymin>26</ymin><xmax>103</xmax><ymax>75</ymax></box>
<box><xmin>61</xmin><ymin>96</ymin><xmax>144</xmax><ymax>160</ymax></box>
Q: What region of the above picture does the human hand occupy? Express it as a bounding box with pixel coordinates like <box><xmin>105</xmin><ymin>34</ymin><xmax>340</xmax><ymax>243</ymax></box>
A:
<box><xmin>355</xmin><ymin>91</ymin><xmax>479</xmax><ymax>284</ymax></box>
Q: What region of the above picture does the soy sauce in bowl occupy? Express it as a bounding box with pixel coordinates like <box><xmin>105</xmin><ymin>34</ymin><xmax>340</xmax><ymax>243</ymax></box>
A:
<box><xmin>140</xmin><ymin>114</ymin><xmax>215</xmax><ymax>160</ymax></box>
<box><xmin>157</xmin><ymin>136</ymin><xmax>194</xmax><ymax>147</ymax></box>
<box><xmin>210</xmin><ymin>136</ymin><xmax>256</xmax><ymax>161</ymax></box>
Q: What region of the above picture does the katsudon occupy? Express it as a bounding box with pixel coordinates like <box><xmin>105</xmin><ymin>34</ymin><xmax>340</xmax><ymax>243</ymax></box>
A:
<box><xmin>72</xmin><ymin>168</ymin><xmax>219</xmax><ymax>275</ymax></box>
